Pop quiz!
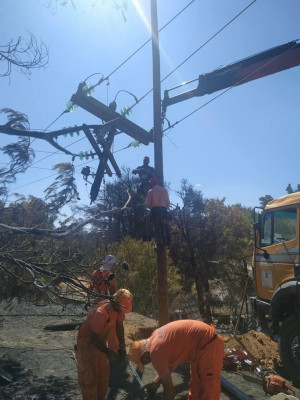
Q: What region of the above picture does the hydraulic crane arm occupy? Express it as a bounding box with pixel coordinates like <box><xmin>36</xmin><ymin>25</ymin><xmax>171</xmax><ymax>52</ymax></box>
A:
<box><xmin>162</xmin><ymin>40</ymin><xmax>300</xmax><ymax>112</ymax></box>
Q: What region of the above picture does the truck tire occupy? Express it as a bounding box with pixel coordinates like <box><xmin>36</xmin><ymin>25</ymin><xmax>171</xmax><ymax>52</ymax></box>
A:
<box><xmin>278</xmin><ymin>314</ymin><xmax>300</xmax><ymax>385</ymax></box>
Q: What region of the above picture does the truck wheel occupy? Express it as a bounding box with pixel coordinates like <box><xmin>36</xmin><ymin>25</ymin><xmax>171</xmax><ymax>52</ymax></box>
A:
<box><xmin>278</xmin><ymin>314</ymin><xmax>300</xmax><ymax>385</ymax></box>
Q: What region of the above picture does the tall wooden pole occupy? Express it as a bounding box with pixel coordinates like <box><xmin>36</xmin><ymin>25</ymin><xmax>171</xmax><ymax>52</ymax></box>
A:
<box><xmin>150</xmin><ymin>0</ymin><xmax>169</xmax><ymax>326</ymax></box>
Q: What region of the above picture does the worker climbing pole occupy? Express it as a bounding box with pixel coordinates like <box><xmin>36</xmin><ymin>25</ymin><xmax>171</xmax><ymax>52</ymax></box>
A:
<box><xmin>146</xmin><ymin>176</ymin><xmax>171</xmax><ymax>252</ymax></box>
<box><xmin>132</xmin><ymin>156</ymin><xmax>155</xmax><ymax>196</ymax></box>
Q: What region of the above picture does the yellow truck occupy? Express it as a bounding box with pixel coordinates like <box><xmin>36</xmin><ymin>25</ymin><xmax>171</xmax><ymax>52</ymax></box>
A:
<box><xmin>252</xmin><ymin>192</ymin><xmax>300</xmax><ymax>383</ymax></box>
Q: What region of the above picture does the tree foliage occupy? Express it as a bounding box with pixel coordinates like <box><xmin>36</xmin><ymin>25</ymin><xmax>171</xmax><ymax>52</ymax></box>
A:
<box><xmin>0</xmin><ymin>196</ymin><xmax>103</xmax><ymax>305</ymax></box>
<box><xmin>82</xmin><ymin>168</ymin><xmax>149</xmax><ymax>242</ymax></box>
<box><xmin>45</xmin><ymin>0</ymin><xmax>128</xmax><ymax>19</ymax></box>
<box><xmin>258</xmin><ymin>183</ymin><xmax>300</xmax><ymax>209</ymax></box>
<box><xmin>115</xmin><ymin>237</ymin><xmax>182</xmax><ymax>316</ymax></box>
<box><xmin>169</xmin><ymin>179</ymin><xmax>252</xmax><ymax>321</ymax></box>
<box><xmin>258</xmin><ymin>194</ymin><xmax>274</xmax><ymax>208</ymax></box>
<box><xmin>44</xmin><ymin>162</ymin><xmax>80</xmax><ymax>219</ymax></box>
<box><xmin>0</xmin><ymin>151</ymin><xmax>256</xmax><ymax>323</ymax></box>
<box><xmin>286</xmin><ymin>183</ymin><xmax>300</xmax><ymax>194</ymax></box>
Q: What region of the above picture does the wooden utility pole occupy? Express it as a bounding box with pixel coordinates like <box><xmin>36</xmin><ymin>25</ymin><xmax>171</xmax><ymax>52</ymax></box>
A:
<box><xmin>150</xmin><ymin>0</ymin><xmax>169</xmax><ymax>326</ymax></box>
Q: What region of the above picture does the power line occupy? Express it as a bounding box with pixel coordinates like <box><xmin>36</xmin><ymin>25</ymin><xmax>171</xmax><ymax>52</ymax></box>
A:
<box><xmin>105</xmin><ymin>0</ymin><xmax>197</xmax><ymax>81</ymax></box>
<box><xmin>10</xmin><ymin>137</ymin><xmax>140</xmax><ymax>192</ymax></box>
<box><xmin>163</xmin><ymin>40</ymin><xmax>299</xmax><ymax>134</ymax></box>
<box><xmin>41</xmin><ymin>1</ymin><xmax>197</xmax><ymax>132</ymax></box>
<box><xmin>10</xmin><ymin>157</ymin><xmax>98</xmax><ymax>192</ymax></box>
<box><xmin>43</xmin><ymin>110</ymin><xmax>70</xmax><ymax>132</ymax></box>
<box><xmin>32</xmin><ymin>0</ymin><xmax>253</xmax><ymax>164</ymax></box>
<box><xmin>127</xmin><ymin>0</ymin><xmax>257</xmax><ymax>113</ymax></box>
<box><xmin>29</xmin><ymin>136</ymin><xmax>85</xmax><ymax>167</ymax></box>
<box><xmin>34</xmin><ymin>150</ymin><xmax>66</xmax><ymax>154</ymax></box>
<box><xmin>161</xmin><ymin>0</ymin><xmax>257</xmax><ymax>83</ymax></box>
<box><xmin>2</xmin><ymin>1</ymin><xmax>257</xmax><ymax>195</ymax></box>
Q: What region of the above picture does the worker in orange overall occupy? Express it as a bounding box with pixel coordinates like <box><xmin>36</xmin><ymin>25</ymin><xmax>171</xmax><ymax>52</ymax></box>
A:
<box><xmin>129</xmin><ymin>319</ymin><xmax>224</xmax><ymax>400</ymax></box>
<box><xmin>85</xmin><ymin>255</ymin><xmax>118</xmax><ymax>310</ymax></box>
<box><xmin>76</xmin><ymin>288</ymin><xmax>133</xmax><ymax>400</ymax></box>
<box><xmin>146</xmin><ymin>176</ymin><xmax>171</xmax><ymax>251</ymax></box>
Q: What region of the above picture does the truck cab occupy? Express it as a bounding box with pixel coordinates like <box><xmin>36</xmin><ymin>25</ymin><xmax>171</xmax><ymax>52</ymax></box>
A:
<box><xmin>252</xmin><ymin>192</ymin><xmax>300</xmax><ymax>383</ymax></box>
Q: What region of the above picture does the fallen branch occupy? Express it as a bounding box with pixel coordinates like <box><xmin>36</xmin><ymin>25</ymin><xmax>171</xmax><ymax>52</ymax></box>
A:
<box><xmin>0</xmin><ymin>122</ymin><xmax>108</xmax><ymax>156</ymax></box>
<box><xmin>0</xmin><ymin>192</ymin><xmax>132</xmax><ymax>238</ymax></box>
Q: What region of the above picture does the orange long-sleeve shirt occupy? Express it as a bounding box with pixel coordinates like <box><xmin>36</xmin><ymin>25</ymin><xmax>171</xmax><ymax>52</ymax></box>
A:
<box><xmin>148</xmin><ymin>320</ymin><xmax>216</xmax><ymax>376</ymax></box>
<box><xmin>146</xmin><ymin>185</ymin><xmax>170</xmax><ymax>209</ymax></box>
<box><xmin>78</xmin><ymin>300</ymin><xmax>124</xmax><ymax>341</ymax></box>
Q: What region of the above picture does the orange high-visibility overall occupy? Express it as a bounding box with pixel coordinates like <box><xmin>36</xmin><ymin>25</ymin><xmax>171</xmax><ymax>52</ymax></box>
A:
<box><xmin>76</xmin><ymin>300</ymin><xmax>124</xmax><ymax>400</ymax></box>
<box><xmin>188</xmin><ymin>333</ymin><xmax>224</xmax><ymax>400</ymax></box>
<box><xmin>90</xmin><ymin>269</ymin><xmax>116</xmax><ymax>296</ymax></box>
<box><xmin>149</xmin><ymin>319</ymin><xmax>224</xmax><ymax>400</ymax></box>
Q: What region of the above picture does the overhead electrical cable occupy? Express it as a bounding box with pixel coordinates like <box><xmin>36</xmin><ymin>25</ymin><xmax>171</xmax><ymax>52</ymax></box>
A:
<box><xmin>127</xmin><ymin>0</ymin><xmax>257</xmax><ymax>113</ymax></box>
<box><xmin>41</xmin><ymin>0</ymin><xmax>197</xmax><ymax>132</ymax></box>
<box><xmin>163</xmin><ymin>40</ymin><xmax>299</xmax><ymax>133</ymax></box>
<box><xmin>43</xmin><ymin>110</ymin><xmax>70</xmax><ymax>132</ymax></box>
<box><xmin>104</xmin><ymin>0</ymin><xmax>197</xmax><ymax>81</ymax></box>
<box><xmin>162</xmin><ymin>0</ymin><xmax>256</xmax><ymax>83</ymax></box>
<box><xmin>40</xmin><ymin>0</ymin><xmax>252</xmax><ymax>146</ymax></box>
<box><xmin>6</xmin><ymin>0</ymin><xmax>256</xmax><ymax>193</ymax></box>
<box><xmin>29</xmin><ymin>136</ymin><xmax>85</xmax><ymax>168</ymax></box>
<box><xmin>11</xmin><ymin>157</ymin><xmax>98</xmax><ymax>192</ymax></box>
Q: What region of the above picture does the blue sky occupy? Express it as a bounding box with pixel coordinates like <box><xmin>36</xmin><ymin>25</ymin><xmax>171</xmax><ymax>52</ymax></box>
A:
<box><xmin>1</xmin><ymin>0</ymin><xmax>300</xmax><ymax>212</ymax></box>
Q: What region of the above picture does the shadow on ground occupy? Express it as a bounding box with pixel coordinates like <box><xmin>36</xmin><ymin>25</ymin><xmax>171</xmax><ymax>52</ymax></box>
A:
<box><xmin>107</xmin><ymin>359</ymin><xmax>190</xmax><ymax>400</ymax></box>
<box><xmin>0</xmin><ymin>351</ymin><xmax>79</xmax><ymax>400</ymax></box>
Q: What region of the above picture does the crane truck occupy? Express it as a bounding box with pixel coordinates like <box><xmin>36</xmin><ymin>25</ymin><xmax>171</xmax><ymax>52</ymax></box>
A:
<box><xmin>253</xmin><ymin>194</ymin><xmax>300</xmax><ymax>384</ymax></box>
<box><xmin>162</xmin><ymin>40</ymin><xmax>300</xmax><ymax>383</ymax></box>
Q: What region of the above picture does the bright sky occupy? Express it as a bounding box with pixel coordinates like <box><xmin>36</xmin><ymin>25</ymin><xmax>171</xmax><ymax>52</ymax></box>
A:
<box><xmin>1</xmin><ymin>0</ymin><xmax>300</xmax><ymax>212</ymax></box>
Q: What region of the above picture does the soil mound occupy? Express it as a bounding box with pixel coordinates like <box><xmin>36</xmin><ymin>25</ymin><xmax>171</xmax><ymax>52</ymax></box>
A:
<box><xmin>223</xmin><ymin>330</ymin><xmax>282</xmax><ymax>370</ymax></box>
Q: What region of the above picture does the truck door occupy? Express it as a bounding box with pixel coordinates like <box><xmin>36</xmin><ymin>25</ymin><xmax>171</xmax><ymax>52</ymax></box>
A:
<box><xmin>254</xmin><ymin>207</ymin><xmax>299</xmax><ymax>301</ymax></box>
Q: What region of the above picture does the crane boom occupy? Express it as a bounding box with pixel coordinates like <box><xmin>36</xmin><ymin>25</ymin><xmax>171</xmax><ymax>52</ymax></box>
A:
<box><xmin>162</xmin><ymin>40</ymin><xmax>300</xmax><ymax>112</ymax></box>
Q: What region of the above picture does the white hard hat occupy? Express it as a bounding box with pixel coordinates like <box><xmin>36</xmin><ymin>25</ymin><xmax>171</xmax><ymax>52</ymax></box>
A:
<box><xmin>102</xmin><ymin>254</ymin><xmax>117</xmax><ymax>265</ymax></box>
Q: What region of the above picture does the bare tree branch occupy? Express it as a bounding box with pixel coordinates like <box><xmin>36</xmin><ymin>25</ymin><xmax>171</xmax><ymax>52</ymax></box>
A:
<box><xmin>0</xmin><ymin>192</ymin><xmax>131</xmax><ymax>238</ymax></box>
<box><xmin>0</xmin><ymin>33</ymin><xmax>49</xmax><ymax>78</ymax></box>
<box><xmin>0</xmin><ymin>108</ymin><xmax>112</xmax><ymax>156</ymax></box>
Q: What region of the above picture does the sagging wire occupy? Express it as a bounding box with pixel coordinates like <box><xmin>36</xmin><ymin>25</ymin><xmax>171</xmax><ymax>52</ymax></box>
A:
<box><xmin>42</xmin><ymin>1</ymin><xmax>198</xmax><ymax>131</ymax></box>
<box><xmin>113</xmin><ymin>90</ymin><xmax>139</xmax><ymax>105</ymax></box>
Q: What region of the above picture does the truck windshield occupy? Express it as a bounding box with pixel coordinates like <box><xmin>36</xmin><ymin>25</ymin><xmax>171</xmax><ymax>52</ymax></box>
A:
<box><xmin>260</xmin><ymin>208</ymin><xmax>297</xmax><ymax>247</ymax></box>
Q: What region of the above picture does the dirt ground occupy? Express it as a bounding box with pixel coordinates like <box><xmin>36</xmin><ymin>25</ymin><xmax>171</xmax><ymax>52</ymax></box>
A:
<box><xmin>0</xmin><ymin>299</ymin><xmax>299</xmax><ymax>400</ymax></box>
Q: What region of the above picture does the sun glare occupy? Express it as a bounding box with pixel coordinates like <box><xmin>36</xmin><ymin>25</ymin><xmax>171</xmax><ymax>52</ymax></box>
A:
<box><xmin>131</xmin><ymin>0</ymin><xmax>182</xmax><ymax>83</ymax></box>
<box><xmin>132</xmin><ymin>0</ymin><xmax>152</xmax><ymax>34</ymax></box>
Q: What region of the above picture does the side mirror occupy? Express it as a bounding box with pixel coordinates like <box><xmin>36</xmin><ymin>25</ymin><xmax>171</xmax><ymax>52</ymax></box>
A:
<box><xmin>253</xmin><ymin>221</ymin><xmax>261</xmax><ymax>232</ymax></box>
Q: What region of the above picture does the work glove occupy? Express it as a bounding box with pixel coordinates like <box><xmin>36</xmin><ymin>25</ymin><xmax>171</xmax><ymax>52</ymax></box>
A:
<box><xmin>142</xmin><ymin>381</ymin><xmax>160</xmax><ymax>399</ymax></box>
<box><xmin>107</xmin><ymin>350</ymin><xmax>122</xmax><ymax>365</ymax></box>
<box><xmin>118</xmin><ymin>347</ymin><xmax>127</xmax><ymax>358</ymax></box>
